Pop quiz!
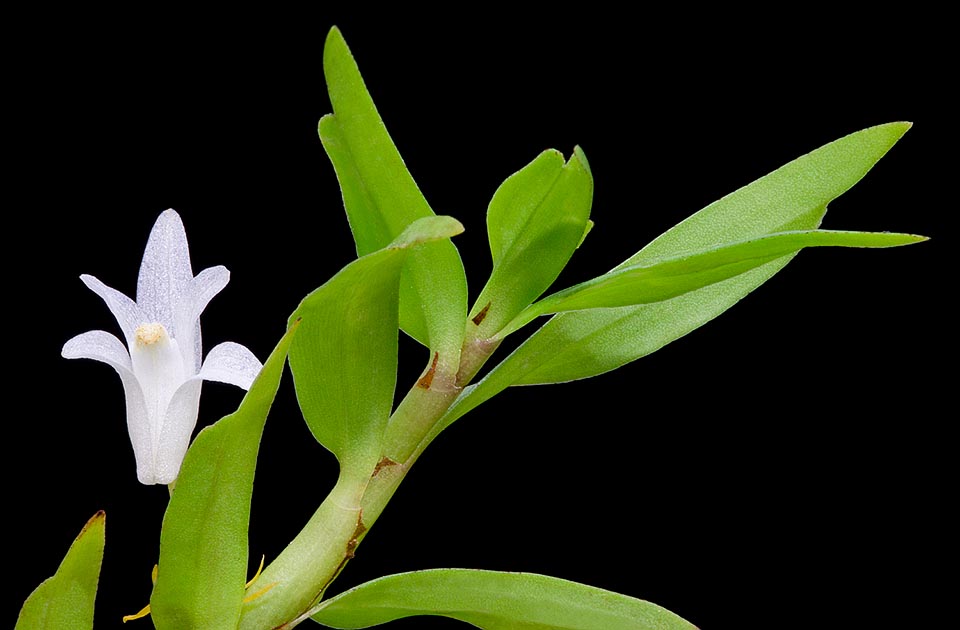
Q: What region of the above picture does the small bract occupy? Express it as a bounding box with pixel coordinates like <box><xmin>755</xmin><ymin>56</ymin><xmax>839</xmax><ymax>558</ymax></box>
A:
<box><xmin>62</xmin><ymin>209</ymin><xmax>262</xmax><ymax>485</ymax></box>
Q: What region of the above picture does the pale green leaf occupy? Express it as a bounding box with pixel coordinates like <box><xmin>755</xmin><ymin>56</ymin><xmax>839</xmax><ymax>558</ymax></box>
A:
<box><xmin>16</xmin><ymin>512</ymin><xmax>105</xmax><ymax>630</ymax></box>
<box><xmin>471</xmin><ymin>147</ymin><xmax>593</xmax><ymax>336</ymax></box>
<box><xmin>289</xmin><ymin>216</ymin><xmax>463</xmax><ymax>478</ymax></box>
<box><xmin>310</xmin><ymin>569</ymin><xmax>696</xmax><ymax>630</ymax></box>
<box><xmin>502</xmin><ymin>229</ymin><xmax>926</xmax><ymax>336</ymax></box>
<box><xmin>445</xmin><ymin>122</ymin><xmax>914</xmax><ymax>424</ymax></box>
<box><xmin>320</xmin><ymin>27</ymin><xmax>468</xmax><ymax>362</ymax></box>
<box><xmin>150</xmin><ymin>326</ymin><xmax>297</xmax><ymax>630</ymax></box>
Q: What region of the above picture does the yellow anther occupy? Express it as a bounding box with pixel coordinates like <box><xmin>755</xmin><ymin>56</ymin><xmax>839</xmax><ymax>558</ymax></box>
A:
<box><xmin>245</xmin><ymin>554</ymin><xmax>266</xmax><ymax>588</ymax></box>
<box><xmin>151</xmin><ymin>564</ymin><xmax>158</xmax><ymax>584</ymax></box>
<box><xmin>122</xmin><ymin>604</ymin><xmax>151</xmax><ymax>623</ymax></box>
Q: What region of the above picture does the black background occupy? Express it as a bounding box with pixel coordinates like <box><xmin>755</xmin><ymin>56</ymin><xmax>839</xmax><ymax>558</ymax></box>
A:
<box><xmin>8</xmin><ymin>8</ymin><xmax>949</xmax><ymax>629</ymax></box>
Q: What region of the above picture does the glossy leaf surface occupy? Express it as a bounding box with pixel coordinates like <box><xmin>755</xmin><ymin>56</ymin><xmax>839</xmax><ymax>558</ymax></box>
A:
<box><xmin>289</xmin><ymin>216</ymin><xmax>463</xmax><ymax>478</ymax></box>
<box><xmin>16</xmin><ymin>512</ymin><xmax>105</xmax><ymax>630</ymax></box>
<box><xmin>150</xmin><ymin>326</ymin><xmax>297</xmax><ymax>630</ymax></box>
<box><xmin>320</xmin><ymin>27</ymin><xmax>468</xmax><ymax>362</ymax></box>
<box><xmin>472</xmin><ymin>147</ymin><xmax>593</xmax><ymax>335</ymax></box>
<box><xmin>310</xmin><ymin>569</ymin><xmax>696</xmax><ymax>630</ymax></box>
<box><xmin>448</xmin><ymin>123</ymin><xmax>913</xmax><ymax>423</ymax></box>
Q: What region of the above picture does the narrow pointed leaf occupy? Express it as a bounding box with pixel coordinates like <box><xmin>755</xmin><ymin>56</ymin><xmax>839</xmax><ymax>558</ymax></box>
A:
<box><xmin>150</xmin><ymin>326</ymin><xmax>297</xmax><ymax>630</ymax></box>
<box><xmin>310</xmin><ymin>569</ymin><xmax>696</xmax><ymax>630</ymax></box>
<box><xmin>446</xmin><ymin>123</ymin><xmax>914</xmax><ymax>424</ymax></box>
<box><xmin>502</xmin><ymin>229</ymin><xmax>925</xmax><ymax>335</ymax></box>
<box><xmin>16</xmin><ymin>512</ymin><xmax>105</xmax><ymax>630</ymax></box>
<box><xmin>289</xmin><ymin>216</ymin><xmax>463</xmax><ymax>478</ymax></box>
<box><xmin>471</xmin><ymin>147</ymin><xmax>593</xmax><ymax>336</ymax></box>
<box><xmin>320</xmin><ymin>27</ymin><xmax>468</xmax><ymax>361</ymax></box>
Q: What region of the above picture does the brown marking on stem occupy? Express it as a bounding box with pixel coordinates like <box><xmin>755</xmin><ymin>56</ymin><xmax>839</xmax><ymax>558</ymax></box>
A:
<box><xmin>345</xmin><ymin>542</ymin><xmax>357</xmax><ymax>559</ymax></box>
<box><xmin>312</xmin><ymin>556</ymin><xmax>348</xmax><ymax>610</ymax></box>
<box><xmin>354</xmin><ymin>516</ymin><xmax>368</xmax><ymax>539</ymax></box>
<box><xmin>345</xmin><ymin>511</ymin><xmax>367</xmax><ymax>559</ymax></box>
<box><xmin>373</xmin><ymin>456</ymin><xmax>399</xmax><ymax>477</ymax></box>
<box><xmin>417</xmin><ymin>351</ymin><xmax>439</xmax><ymax>389</ymax></box>
<box><xmin>304</xmin><ymin>510</ymin><xmax>369</xmax><ymax>617</ymax></box>
<box><xmin>471</xmin><ymin>301</ymin><xmax>491</xmax><ymax>325</ymax></box>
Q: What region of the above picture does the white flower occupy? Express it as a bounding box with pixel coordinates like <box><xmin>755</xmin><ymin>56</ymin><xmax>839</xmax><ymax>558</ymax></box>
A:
<box><xmin>62</xmin><ymin>209</ymin><xmax>262</xmax><ymax>485</ymax></box>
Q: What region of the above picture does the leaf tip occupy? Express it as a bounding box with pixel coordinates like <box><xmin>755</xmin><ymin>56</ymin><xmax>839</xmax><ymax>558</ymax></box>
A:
<box><xmin>323</xmin><ymin>24</ymin><xmax>352</xmax><ymax>74</ymax></box>
<box><xmin>287</xmin><ymin>313</ymin><xmax>304</xmax><ymax>330</ymax></box>
<box><xmin>390</xmin><ymin>215</ymin><xmax>465</xmax><ymax>249</ymax></box>
<box><xmin>570</xmin><ymin>145</ymin><xmax>591</xmax><ymax>177</ymax></box>
<box><xmin>326</xmin><ymin>25</ymin><xmax>345</xmax><ymax>47</ymax></box>
<box><xmin>876</xmin><ymin>231</ymin><xmax>930</xmax><ymax>246</ymax></box>
<box><xmin>876</xmin><ymin>120</ymin><xmax>913</xmax><ymax>144</ymax></box>
<box><xmin>83</xmin><ymin>510</ymin><xmax>106</xmax><ymax>533</ymax></box>
<box><xmin>318</xmin><ymin>113</ymin><xmax>335</xmax><ymax>133</ymax></box>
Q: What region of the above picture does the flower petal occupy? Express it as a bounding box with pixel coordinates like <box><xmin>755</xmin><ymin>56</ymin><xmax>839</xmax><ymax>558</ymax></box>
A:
<box><xmin>62</xmin><ymin>329</ymin><xmax>132</xmax><ymax>371</ymax></box>
<box><xmin>137</xmin><ymin>209</ymin><xmax>194</xmax><ymax>335</ymax></box>
<box><xmin>155</xmin><ymin>377</ymin><xmax>202</xmax><ymax>485</ymax></box>
<box><xmin>174</xmin><ymin>265</ymin><xmax>230</xmax><ymax>374</ymax></box>
<box><xmin>80</xmin><ymin>275</ymin><xmax>144</xmax><ymax>346</ymax></box>
<box><xmin>199</xmin><ymin>342</ymin><xmax>263</xmax><ymax>390</ymax></box>
<box><xmin>62</xmin><ymin>330</ymin><xmax>156</xmax><ymax>484</ymax></box>
<box><xmin>191</xmin><ymin>266</ymin><xmax>231</xmax><ymax>318</ymax></box>
<box><xmin>127</xmin><ymin>377</ymin><xmax>159</xmax><ymax>486</ymax></box>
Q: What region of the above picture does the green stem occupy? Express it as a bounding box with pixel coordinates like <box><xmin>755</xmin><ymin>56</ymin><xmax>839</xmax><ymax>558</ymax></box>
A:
<box><xmin>238</xmin><ymin>326</ymin><xmax>499</xmax><ymax>630</ymax></box>
<box><xmin>237</xmin><ymin>475</ymin><xmax>365</xmax><ymax>630</ymax></box>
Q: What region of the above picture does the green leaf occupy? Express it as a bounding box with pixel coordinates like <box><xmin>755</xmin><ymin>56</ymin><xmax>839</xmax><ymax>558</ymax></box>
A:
<box><xmin>16</xmin><ymin>512</ymin><xmax>105</xmax><ymax>630</ymax></box>
<box><xmin>501</xmin><ymin>229</ymin><xmax>926</xmax><ymax>336</ymax></box>
<box><xmin>470</xmin><ymin>147</ymin><xmax>593</xmax><ymax>336</ymax></box>
<box><xmin>150</xmin><ymin>326</ymin><xmax>298</xmax><ymax>630</ymax></box>
<box><xmin>310</xmin><ymin>569</ymin><xmax>696</xmax><ymax>630</ymax></box>
<box><xmin>320</xmin><ymin>27</ymin><xmax>468</xmax><ymax>363</ymax></box>
<box><xmin>445</xmin><ymin>122</ymin><xmax>914</xmax><ymax>423</ymax></box>
<box><xmin>289</xmin><ymin>216</ymin><xmax>463</xmax><ymax>479</ymax></box>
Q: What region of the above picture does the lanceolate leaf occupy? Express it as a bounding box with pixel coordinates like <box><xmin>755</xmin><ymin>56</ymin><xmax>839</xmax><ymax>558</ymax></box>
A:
<box><xmin>471</xmin><ymin>147</ymin><xmax>593</xmax><ymax>336</ymax></box>
<box><xmin>501</xmin><ymin>229</ymin><xmax>925</xmax><ymax>336</ymax></box>
<box><xmin>16</xmin><ymin>512</ymin><xmax>105</xmax><ymax>630</ymax></box>
<box><xmin>150</xmin><ymin>326</ymin><xmax>297</xmax><ymax>630</ymax></box>
<box><xmin>320</xmin><ymin>27</ymin><xmax>468</xmax><ymax>363</ymax></box>
<box><xmin>289</xmin><ymin>217</ymin><xmax>464</xmax><ymax>479</ymax></box>
<box><xmin>310</xmin><ymin>569</ymin><xmax>696</xmax><ymax>630</ymax></box>
<box><xmin>445</xmin><ymin>122</ymin><xmax>914</xmax><ymax>425</ymax></box>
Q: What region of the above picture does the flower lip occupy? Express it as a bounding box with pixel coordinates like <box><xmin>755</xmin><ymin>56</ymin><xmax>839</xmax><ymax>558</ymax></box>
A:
<box><xmin>62</xmin><ymin>209</ymin><xmax>264</xmax><ymax>485</ymax></box>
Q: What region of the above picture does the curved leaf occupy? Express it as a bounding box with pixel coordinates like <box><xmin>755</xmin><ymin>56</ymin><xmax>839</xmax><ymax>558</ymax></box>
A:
<box><xmin>16</xmin><ymin>512</ymin><xmax>105</xmax><ymax>630</ymax></box>
<box><xmin>320</xmin><ymin>27</ymin><xmax>468</xmax><ymax>363</ymax></box>
<box><xmin>289</xmin><ymin>216</ymin><xmax>464</xmax><ymax>479</ymax></box>
<box><xmin>310</xmin><ymin>569</ymin><xmax>696</xmax><ymax>630</ymax></box>
<box><xmin>444</xmin><ymin>122</ymin><xmax>914</xmax><ymax>424</ymax></box>
<box><xmin>150</xmin><ymin>326</ymin><xmax>297</xmax><ymax>630</ymax></box>
<box><xmin>501</xmin><ymin>229</ymin><xmax>925</xmax><ymax>336</ymax></box>
<box><xmin>471</xmin><ymin>147</ymin><xmax>593</xmax><ymax>336</ymax></box>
